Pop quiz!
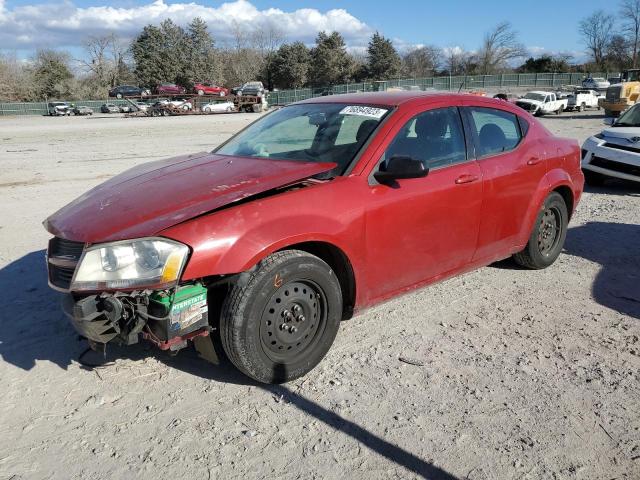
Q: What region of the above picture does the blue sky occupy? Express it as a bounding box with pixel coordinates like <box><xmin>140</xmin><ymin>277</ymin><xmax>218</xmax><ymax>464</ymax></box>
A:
<box><xmin>0</xmin><ymin>0</ymin><xmax>618</xmax><ymax>60</ymax></box>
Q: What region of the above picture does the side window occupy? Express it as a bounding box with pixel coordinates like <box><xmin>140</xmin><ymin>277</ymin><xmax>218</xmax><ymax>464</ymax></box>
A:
<box><xmin>382</xmin><ymin>107</ymin><xmax>467</xmax><ymax>169</ymax></box>
<box><xmin>468</xmin><ymin>107</ymin><xmax>522</xmax><ymax>158</ymax></box>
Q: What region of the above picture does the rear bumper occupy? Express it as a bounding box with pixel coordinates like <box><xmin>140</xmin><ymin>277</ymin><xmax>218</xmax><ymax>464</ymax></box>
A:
<box><xmin>582</xmin><ymin>136</ymin><xmax>640</xmax><ymax>182</ymax></box>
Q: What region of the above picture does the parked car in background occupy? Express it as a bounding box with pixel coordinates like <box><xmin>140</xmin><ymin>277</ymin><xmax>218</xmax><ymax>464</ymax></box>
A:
<box><xmin>72</xmin><ymin>105</ymin><xmax>93</xmax><ymax>116</ymax></box>
<box><xmin>100</xmin><ymin>103</ymin><xmax>120</xmax><ymax>114</ymax></box>
<box><xmin>515</xmin><ymin>91</ymin><xmax>568</xmax><ymax>116</ymax></box>
<box><xmin>155</xmin><ymin>83</ymin><xmax>186</xmax><ymax>95</ymax></box>
<box><xmin>202</xmin><ymin>101</ymin><xmax>235</xmax><ymax>113</ymax></box>
<box><xmin>581</xmin><ymin>102</ymin><xmax>640</xmax><ymax>185</ymax></box>
<box><xmin>47</xmin><ymin>102</ymin><xmax>72</xmax><ymax>116</ymax></box>
<box><xmin>132</xmin><ymin>102</ymin><xmax>150</xmax><ymax>112</ymax></box>
<box><xmin>193</xmin><ymin>82</ymin><xmax>229</xmax><ymax>96</ymax></box>
<box><xmin>154</xmin><ymin>99</ymin><xmax>192</xmax><ymax>110</ymax></box>
<box><xmin>45</xmin><ymin>91</ymin><xmax>583</xmax><ymax>384</ymax></box>
<box><xmin>493</xmin><ymin>93</ymin><xmax>519</xmax><ymax>103</ymax></box>
<box><xmin>566</xmin><ymin>89</ymin><xmax>602</xmax><ymax>112</ymax></box>
<box><xmin>237</xmin><ymin>81</ymin><xmax>265</xmax><ymax>97</ymax></box>
<box><xmin>108</xmin><ymin>85</ymin><xmax>151</xmax><ymax>98</ymax></box>
<box><xmin>582</xmin><ymin>77</ymin><xmax>610</xmax><ymax>91</ymax></box>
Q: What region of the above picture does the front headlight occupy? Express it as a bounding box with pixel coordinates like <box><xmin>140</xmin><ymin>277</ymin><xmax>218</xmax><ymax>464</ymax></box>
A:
<box><xmin>71</xmin><ymin>238</ymin><xmax>189</xmax><ymax>291</ymax></box>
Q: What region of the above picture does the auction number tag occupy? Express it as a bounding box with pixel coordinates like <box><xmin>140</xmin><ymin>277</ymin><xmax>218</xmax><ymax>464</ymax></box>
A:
<box><xmin>339</xmin><ymin>106</ymin><xmax>388</xmax><ymax>118</ymax></box>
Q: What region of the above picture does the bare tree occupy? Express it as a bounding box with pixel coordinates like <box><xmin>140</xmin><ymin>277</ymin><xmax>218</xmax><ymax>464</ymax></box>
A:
<box><xmin>478</xmin><ymin>22</ymin><xmax>526</xmax><ymax>74</ymax></box>
<box><xmin>579</xmin><ymin>10</ymin><xmax>615</xmax><ymax>68</ymax></box>
<box><xmin>443</xmin><ymin>47</ymin><xmax>477</xmax><ymax>76</ymax></box>
<box><xmin>621</xmin><ymin>0</ymin><xmax>640</xmax><ymax>67</ymax></box>
<box><xmin>402</xmin><ymin>46</ymin><xmax>442</xmax><ymax>78</ymax></box>
<box><xmin>77</xmin><ymin>33</ymin><xmax>132</xmax><ymax>91</ymax></box>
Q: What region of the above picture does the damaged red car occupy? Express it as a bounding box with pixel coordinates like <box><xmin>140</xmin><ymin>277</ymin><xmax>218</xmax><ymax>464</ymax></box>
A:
<box><xmin>45</xmin><ymin>92</ymin><xmax>584</xmax><ymax>383</ymax></box>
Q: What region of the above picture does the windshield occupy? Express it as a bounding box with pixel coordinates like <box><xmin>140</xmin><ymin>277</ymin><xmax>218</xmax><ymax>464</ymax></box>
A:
<box><xmin>614</xmin><ymin>104</ymin><xmax>640</xmax><ymax>127</ymax></box>
<box><xmin>215</xmin><ymin>103</ymin><xmax>390</xmax><ymax>174</ymax></box>
<box><xmin>523</xmin><ymin>93</ymin><xmax>545</xmax><ymax>102</ymax></box>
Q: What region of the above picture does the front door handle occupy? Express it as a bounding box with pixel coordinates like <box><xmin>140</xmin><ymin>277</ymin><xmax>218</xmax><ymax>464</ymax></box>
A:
<box><xmin>455</xmin><ymin>174</ymin><xmax>480</xmax><ymax>184</ymax></box>
<box><xmin>527</xmin><ymin>157</ymin><xmax>543</xmax><ymax>166</ymax></box>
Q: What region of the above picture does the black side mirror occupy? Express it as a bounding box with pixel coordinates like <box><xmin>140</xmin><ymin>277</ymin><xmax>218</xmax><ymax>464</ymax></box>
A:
<box><xmin>374</xmin><ymin>155</ymin><xmax>429</xmax><ymax>184</ymax></box>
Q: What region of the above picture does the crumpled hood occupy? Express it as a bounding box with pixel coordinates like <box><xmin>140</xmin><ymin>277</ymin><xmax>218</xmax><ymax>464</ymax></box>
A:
<box><xmin>600</xmin><ymin>126</ymin><xmax>640</xmax><ymax>140</ymax></box>
<box><xmin>45</xmin><ymin>152</ymin><xmax>336</xmax><ymax>243</ymax></box>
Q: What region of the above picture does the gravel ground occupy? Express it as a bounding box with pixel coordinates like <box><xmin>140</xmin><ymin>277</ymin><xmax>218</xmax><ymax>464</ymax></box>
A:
<box><xmin>0</xmin><ymin>108</ymin><xmax>638</xmax><ymax>480</ymax></box>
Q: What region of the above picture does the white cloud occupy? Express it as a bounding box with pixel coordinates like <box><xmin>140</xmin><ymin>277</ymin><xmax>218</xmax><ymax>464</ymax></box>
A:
<box><xmin>0</xmin><ymin>0</ymin><xmax>373</xmax><ymax>52</ymax></box>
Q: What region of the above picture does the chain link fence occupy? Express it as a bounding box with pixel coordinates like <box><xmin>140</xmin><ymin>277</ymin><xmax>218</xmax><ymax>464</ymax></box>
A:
<box><xmin>266</xmin><ymin>72</ymin><xmax>611</xmax><ymax>106</ymax></box>
<box><xmin>0</xmin><ymin>73</ymin><xmax>611</xmax><ymax>115</ymax></box>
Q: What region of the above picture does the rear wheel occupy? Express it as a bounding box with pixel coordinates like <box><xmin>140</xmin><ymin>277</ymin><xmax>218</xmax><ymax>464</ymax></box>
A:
<box><xmin>513</xmin><ymin>192</ymin><xmax>568</xmax><ymax>270</ymax></box>
<box><xmin>220</xmin><ymin>250</ymin><xmax>342</xmax><ymax>384</ymax></box>
<box><xmin>116</xmin><ymin>93</ymin><xmax>123</xmax><ymax>99</ymax></box>
<box><xmin>583</xmin><ymin>169</ymin><xmax>607</xmax><ymax>187</ymax></box>
<box><xmin>556</xmin><ymin>107</ymin><xmax>563</xmax><ymax>115</ymax></box>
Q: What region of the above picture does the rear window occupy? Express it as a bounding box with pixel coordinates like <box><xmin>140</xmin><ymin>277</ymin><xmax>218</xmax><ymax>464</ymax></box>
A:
<box><xmin>468</xmin><ymin>107</ymin><xmax>522</xmax><ymax>157</ymax></box>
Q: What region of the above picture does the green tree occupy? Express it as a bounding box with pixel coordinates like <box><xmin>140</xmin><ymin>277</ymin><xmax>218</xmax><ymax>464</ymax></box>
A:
<box><xmin>517</xmin><ymin>54</ymin><xmax>572</xmax><ymax>73</ymax></box>
<box><xmin>184</xmin><ymin>17</ymin><xmax>223</xmax><ymax>85</ymax></box>
<box><xmin>309</xmin><ymin>31</ymin><xmax>354</xmax><ymax>87</ymax></box>
<box><xmin>132</xmin><ymin>19</ymin><xmax>187</xmax><ymax>87</ymax></box>
<box><xmin>32</xmin><ymin>49</ymin><xmax>73</xmax><ymax>99</ymax></box>
<box><xmin>366</xmin><ymin>32</ymin><xmax>401</xmax><ymax>80</ymax></box>
<box><xmin>271</xmin><ymin>42</ymin><xmax>311</xmax><ymax>89</ymax></box>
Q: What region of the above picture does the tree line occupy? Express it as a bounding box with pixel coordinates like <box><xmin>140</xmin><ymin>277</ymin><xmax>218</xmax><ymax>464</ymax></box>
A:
<box><xmin>0</xmin><ymin>14</ymin><xmax>618</xmax><ymax>103</ymax></box>
<box><xmin>579</xmin><ymin>0</ymin><xmax>640</xmax><ymax>71</ymax></box>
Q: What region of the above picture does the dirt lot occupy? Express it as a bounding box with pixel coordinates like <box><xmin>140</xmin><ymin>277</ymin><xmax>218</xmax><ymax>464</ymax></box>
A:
<box><xmin>0</xmin><ymin>108</ymin><xmax>639</xmax><ymax>480</ymax></box>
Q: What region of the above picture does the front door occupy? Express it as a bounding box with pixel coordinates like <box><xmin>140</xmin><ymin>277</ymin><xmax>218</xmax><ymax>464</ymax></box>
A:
<box><xmin>363</xmin><ymin>104</ymin><xmax>483</xmax><ymax>303</ymax></box>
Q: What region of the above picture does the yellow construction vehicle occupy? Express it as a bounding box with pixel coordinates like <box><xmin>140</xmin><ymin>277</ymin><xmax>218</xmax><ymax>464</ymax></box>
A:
<box><xmin>600</xmin><ymin>69</ymin><xmax>640</xmax><ymax>116</ymax></box>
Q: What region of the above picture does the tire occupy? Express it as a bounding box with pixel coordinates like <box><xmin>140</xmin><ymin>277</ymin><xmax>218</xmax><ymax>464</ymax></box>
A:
<box><xmin>197</xmin><ymin>89</ymin><xmax>204</xmax><ymax>96</ymax></box>
<box><xmin>513</xmin><ymin>191</ymin><xmax>568</xmax><ymax>270</ymax></box>
<box><xmin>556</xmin><ymin>107</ymin><xmax>562</xmax><ymax>115</ymax></box>
<box><xmin>220</xmin><ymin>250</ymin><xmax>343</xmax><ymax>384</ymax></box>
<box><xmin>220</xmin><ymin>91</ymin><xmax>226</xmax><ymax>97</ymax></box>
<box><xmin>583</xmin><ymin>169</ymin><xmax>607</xmax><ymax>187</ymax></box>
<box><xmin>578</xmin><ymin>104</ymin><xmax>584</xmax><ymax>113</ymax></box>
<box><xmin>116</xmin><ymin>93</ymin><xmax>123</xmax><ymax>99</ymax></box>
<box><xmin>203</xmin><ymin>107</ymin><xmax>211</xmax><ymax>113</ymax></box>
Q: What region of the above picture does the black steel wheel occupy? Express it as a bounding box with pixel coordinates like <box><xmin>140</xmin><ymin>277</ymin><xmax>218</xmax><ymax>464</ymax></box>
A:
<box><xmin>260</xmin><ymin>280</ymin><xmax>327</xmax><ymax>363</ymax></box>
<box><xmin>513</xmin><ymin>191</ymin><xmax>568</xmax><ymax>269</ymax></box>
<box><xmin>220</xmin><ymin>250</ymin><xmax>342</xmax><ymax>383</ymax></box>
<box><xmin>537</xmin><ymin>207</ymin><xmax>561</xmax><ymax>256</ymax></box>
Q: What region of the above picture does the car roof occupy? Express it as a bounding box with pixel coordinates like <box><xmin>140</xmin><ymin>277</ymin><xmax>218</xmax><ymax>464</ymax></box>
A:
<box><xmin>296</xmin><ymin>91</ymin><xmax>485</xmax><ymax>107</ymax></box>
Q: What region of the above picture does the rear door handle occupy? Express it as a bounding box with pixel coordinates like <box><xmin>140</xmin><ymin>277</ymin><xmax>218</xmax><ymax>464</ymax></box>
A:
<box><xmin>455</xmin><ymin>174</ymin><xmax>480</xmax><ymax>184</ymax></box>
<box><xmin>527</xmin><ymin>157</ymin><xmax>543</xmax><ymax>165</ymax></box>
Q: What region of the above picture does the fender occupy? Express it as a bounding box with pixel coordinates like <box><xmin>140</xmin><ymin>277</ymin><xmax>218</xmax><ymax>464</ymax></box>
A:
<box><xmin>160</xmin><ymin>179</ymin><xmax>366</xmax><ymax>285</ymax></box>
<box><xmin>515</xmin><ymin>167</ymin><xmax>579</xmax><ymax>249</ymax></box>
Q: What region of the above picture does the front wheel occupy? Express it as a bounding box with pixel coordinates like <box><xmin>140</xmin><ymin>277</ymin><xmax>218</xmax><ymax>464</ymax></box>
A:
<box><xmin>220</xmin><ymin>91</ymin><xmax>226</xmax><ymax>97</ymax></box>
<box><xmin>513</xmin><ymin>192</ymin><xmax>568</xmax><ymax>270</ymax></box>
<box><xmin>220</xmin><ymin>250</ymin><xmax>343</xmax><ymax>384</ymax></box>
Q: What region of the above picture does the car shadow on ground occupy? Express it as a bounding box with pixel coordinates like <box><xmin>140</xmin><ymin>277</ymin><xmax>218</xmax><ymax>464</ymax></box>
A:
<box><xmin>0</xmin><ymin>250</ymin><xmax>460</xmax><ymax>480</ymax></box>
<box><xmin>564</xmin><ymin>221</ymin><xmax>640</xmax><ymax>320</ymax></box>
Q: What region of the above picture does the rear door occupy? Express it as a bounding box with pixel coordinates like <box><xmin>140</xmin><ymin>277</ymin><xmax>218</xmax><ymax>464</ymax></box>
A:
<box><xmin>363</xmin><ymin>102</ymin><xmax>483</xmax><ymax>301</ymax></box>
<box><xmin>462</xmin><ymin>103</ymin><xmax>546</xmax><ymax>261</ymax></box>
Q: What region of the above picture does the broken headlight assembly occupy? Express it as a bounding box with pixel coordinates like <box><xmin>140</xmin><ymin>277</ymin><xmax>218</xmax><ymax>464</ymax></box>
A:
<box><xmin>71</xmin><ymin>238</ymin><xmax>189</xmax><ymax>291</ymax></box>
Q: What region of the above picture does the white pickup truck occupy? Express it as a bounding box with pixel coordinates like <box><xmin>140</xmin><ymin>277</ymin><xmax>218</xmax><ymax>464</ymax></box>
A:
<box><xmin>566</xmin><ymin>89</ymin><xmax>602</xmax><ymax>112</ymax></box>
<box><xmin>515</xmin><ymin>91</ymin><xmax>568</xmax><ymax>116</ymax></box>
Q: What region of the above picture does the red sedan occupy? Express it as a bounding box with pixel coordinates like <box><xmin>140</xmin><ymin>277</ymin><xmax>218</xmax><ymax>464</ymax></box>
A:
<box><xmin>193</xmin><ymin>82</ymin><xmax>229</xmax><ymax>96</ymax></box>
<box><xmin>45</xmin><ymin>92</ymin><xmax>583</xmax><ymax>383</ymax></box>
<box><xmin>154</xmin><ymin>83</ymin><xmax>186</xmax><ymax>95</ymax></box>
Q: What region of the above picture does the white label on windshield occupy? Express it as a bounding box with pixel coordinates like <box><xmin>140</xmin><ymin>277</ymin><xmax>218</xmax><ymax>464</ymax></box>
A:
<box><xmin>339</xmin><ymin>106</ymin><xmax>387</xmax><ymax>119</ymax></box>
